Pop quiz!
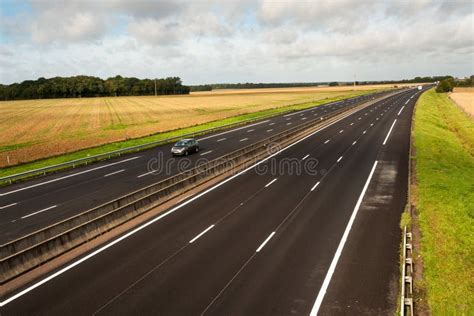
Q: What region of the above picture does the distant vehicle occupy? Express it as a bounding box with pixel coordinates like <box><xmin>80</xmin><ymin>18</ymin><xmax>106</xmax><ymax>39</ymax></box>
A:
<box><xmin>418</xmin><ymin>85</ymin><xmax>423</xmax><ymax>90</ymax></box>
<box><xmin>171</xmin><ymin>139</ymin><xmax>199</xmax><ymax>156</ymax></box>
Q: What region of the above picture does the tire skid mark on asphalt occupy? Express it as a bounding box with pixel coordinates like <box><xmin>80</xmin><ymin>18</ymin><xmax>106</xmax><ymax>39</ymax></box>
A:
<box><xmin>310</xmin><ymin>161</ymin><xmax>379</xmax><ymax>315</ymax></box>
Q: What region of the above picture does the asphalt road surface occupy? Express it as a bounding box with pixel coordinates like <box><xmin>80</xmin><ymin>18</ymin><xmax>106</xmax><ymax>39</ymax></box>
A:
<box><xmin>0</xmin><ymin>91</ymin><xmax>386</xmax><ymax>242</ymax></box>
<box><xmin>0</xmin><ymin>86</ymin><xmax>428</xmax><ymax>315</ymax></box>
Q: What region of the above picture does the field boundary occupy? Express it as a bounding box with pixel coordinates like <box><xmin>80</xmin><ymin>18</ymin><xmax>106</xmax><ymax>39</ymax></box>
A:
<box><xmin>0</xmin><ymin>91</ymin><xmax>383</xmax><ymax>185</ymax></box>
<box><xmin>448</xmin><ymin>92</ymin><xmax>473</xmax><ymax>120</ymax></box>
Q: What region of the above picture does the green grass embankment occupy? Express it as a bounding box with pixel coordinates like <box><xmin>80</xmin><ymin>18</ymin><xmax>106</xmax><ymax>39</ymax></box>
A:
<box><xmin>412</xmin><ymin>89</ymin><xmax>474</xmax><ymax>314</ymax></box>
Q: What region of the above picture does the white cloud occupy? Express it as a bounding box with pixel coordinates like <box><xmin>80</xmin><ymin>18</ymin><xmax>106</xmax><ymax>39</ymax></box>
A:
<box><xmin>258</xmin><ymin>0</ymin><xmax>378</xmax><ymax>32</ymax></box>
<box><xmin>0</xmin><ymin>0</ymin><xmax>472</xmax><ymax>84</ymax></box>
<box><xmin>31</xmin><ymin>11</ymin><xmax>106</xmax><ymax>44</ymax></box>
<box><xmin>128</xmin><ymin>11</ymin><xmax>232</xmax><ymax>46</ymax></box>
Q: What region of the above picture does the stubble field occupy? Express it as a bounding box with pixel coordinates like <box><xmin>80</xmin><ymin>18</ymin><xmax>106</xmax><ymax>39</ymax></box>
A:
<box><xmin>450</xmin><ymin>87</ymin><xmax>474</xmax><ymax>118</ymax></box>
<box><xmin>0</xmin><ymin>85</ymin><xmax>397</xmax><ymax>167</ymax></box>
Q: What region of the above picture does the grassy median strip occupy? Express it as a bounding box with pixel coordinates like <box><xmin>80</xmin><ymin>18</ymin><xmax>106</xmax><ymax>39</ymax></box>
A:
<box><xmin>412</xmin><ymin>89</ymin><xmax>474</xmax><ymax>313</ymax></box>
<box><xmin>0</xmin><ymin>90</ymin><xmax>374</xmax><ymax>181</ymax></box>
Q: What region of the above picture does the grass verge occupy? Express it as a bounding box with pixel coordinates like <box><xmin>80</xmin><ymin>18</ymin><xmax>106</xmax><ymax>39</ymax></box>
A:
<box><xmin>412</xmin><ymin>88</ymin><xmax>474</xmax><ymax>314</ymax></box>
<box><xmin>0</xmin><ymin>90</ymin><xmax>375</xmax><ymax>182</ymax></box>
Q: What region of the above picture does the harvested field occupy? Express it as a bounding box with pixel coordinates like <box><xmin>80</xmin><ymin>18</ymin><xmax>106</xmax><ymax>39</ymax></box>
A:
<box><xmin>0</xmin><ymin>85</ymin><xmax>393</xmax><ymax>167</ymax></box>
<box><xmin>450</xmin><ymin>87</ymin><xmax>474</xmax><ymax>118</ymax></box>
<box><xmin>193</xmin><ymin>83</ymin><xmax>419</xmax><ymax>95</ymax></box>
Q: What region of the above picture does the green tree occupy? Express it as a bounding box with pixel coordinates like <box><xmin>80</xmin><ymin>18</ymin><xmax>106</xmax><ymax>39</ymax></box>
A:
<box><xmin>436</xmin><ymin>78</ymin><xmax>455</xmax><ymax>93</ymax></box>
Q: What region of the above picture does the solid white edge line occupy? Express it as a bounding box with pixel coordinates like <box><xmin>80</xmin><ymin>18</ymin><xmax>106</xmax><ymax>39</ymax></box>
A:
<box><xmin>0</xmin><ymin>95</ymin><xmax>380</xmax><ymax>307</ymax></box>
<box><xmin>398</xmin><ymin>106</ymin><xmax>405</xmax><ymax>116</ymax></box>
<box><xmin>104</xmin><ymin>169</ymin><xmax>125</xmax><ymax>177</ymax></box>
<box><xmin>197</xmin><ymin>120</ymin><xmax>270</xmax><ymax>141</ymax></box>
<box><xmin>256</xmin><ymin>231</ymin><xmax>276</xmax><ymax>252</ymax></box>
<box><xmin>309</xmin><ymin>160</ymin><xmax>379</xmax><ymax>316</ymax></box>
<box><xmin>189</xmin><ymin>225</ymin><xmax>215</xmax><ymax>243</ymax></box>
<box><xmin>21</xmin><ymin>205</ymin><xmax>58</xmax><ymax>219</ymax></box>
<box><xmin>0</xmin><ymin>203</ymin><xmax>17</xmax><ymax>210</ymax></box>
<box><xmin>1</xmin><ymin>156</ymin><xmax>141</xmax><ymax>197</ymax></box>
<box><xmin>302</xmin><ymin>154</ymin><xmax>310</xmax><ymax>160</ymax></box>
<box><xmin>265</xmin><ymin>178</ymin><xmax>278</xmax><ymax>188</ymax></box>
<box><xmin>383</xmin><ymin>119</ymin><xmax>397</xmax><ymax>146</ymax></box>
<box><xmin>310</xmin><ymin>181</ymin><xmax>320</xmax><ymax>191</ymax></box>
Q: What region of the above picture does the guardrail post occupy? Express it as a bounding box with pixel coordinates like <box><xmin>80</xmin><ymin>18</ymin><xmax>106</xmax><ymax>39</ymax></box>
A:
<box><xmin>401</xmin><ymin>225</ymin><xmax>415</xmax><ymax>316</ymax></box>
<box><xmin>404</xmin><ymin>298</ymin><xmax>414</xmax><ymax>316</ymax></box>
<box><xmin>401</xmin><ymin>226</ymin><xmax>407</xmax><ymax>316</ymax></box>
<box><xmin>404</xmin><ymin>275</ymin><xmax>413</xmax><ymax>295</ymax></box>
<box><xmin>405</xmin><ymin>257</ymin><xmax>413</xmax><ymax>274</ymax></box>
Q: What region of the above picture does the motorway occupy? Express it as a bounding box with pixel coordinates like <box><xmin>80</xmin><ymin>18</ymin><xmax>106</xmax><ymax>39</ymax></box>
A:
<box><xmin>0</xmin><ymin>86</ymin><xmax>427</xmax><ymax>314</ymax></box>
<box><xmin>0</xmin><ymin>91</ymin><xmax>384</xmax><ymax>242</ymax></box>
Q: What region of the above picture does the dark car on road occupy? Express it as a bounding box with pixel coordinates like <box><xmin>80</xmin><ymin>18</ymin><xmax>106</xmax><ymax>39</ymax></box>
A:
<box><xmin>171</xmin><ymin>139</ymin><xmax>199</xmax><ymax>156</ymax></box>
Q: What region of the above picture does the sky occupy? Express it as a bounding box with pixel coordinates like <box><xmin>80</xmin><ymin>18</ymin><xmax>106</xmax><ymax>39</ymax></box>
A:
<box><xmin>0</xmin><ymin>0</ymin><xmax>473</xmax><ymax>85</ymax></box>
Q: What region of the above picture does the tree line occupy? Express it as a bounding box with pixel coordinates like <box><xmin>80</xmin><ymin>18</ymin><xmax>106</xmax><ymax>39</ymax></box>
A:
<box><xmin>356</xmin><ymin>76</ymin><xmax>454</xmax><ymax>85</ymax></box>
<box><xmin>190</xmin><ymin>82</ymin><xmax>326</xmax><ymax>91</ymax></box>
<box><xmin>189</xmin><ymin>76</ymin><xmax>464</xmax><ymax>92</ymax></box>
<box><xmin>2</xmin><ymin>75</ymin><xmax>470</xmax><ymax>99</ymax></box>
<box><xmin>0</xmin><ymin>76</ymin><xmax>190</xmax><ymax>100</ymax></box>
